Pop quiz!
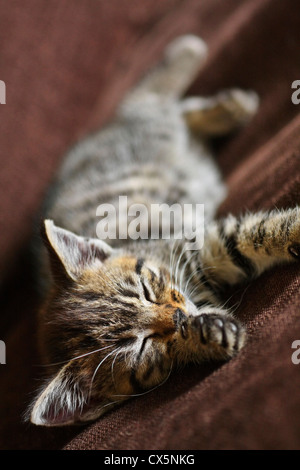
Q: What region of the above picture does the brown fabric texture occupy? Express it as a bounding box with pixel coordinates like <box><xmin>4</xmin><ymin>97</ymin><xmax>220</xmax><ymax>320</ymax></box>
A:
<box><xmin>0</xmin><ymin>0</ymin><xmax>299</xmax><ymax>450</ymax></box>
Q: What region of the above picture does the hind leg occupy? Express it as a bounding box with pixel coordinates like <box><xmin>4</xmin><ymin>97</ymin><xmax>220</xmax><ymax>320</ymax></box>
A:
<box><xmin>181</xmin><ymin>89</ymin><xmax>259</xmax><ymax>136</ymax></box>
<box><xmin>125</xmin><ymin>35</ymin><xmax>208</xmax><ymax>101</ymax></box>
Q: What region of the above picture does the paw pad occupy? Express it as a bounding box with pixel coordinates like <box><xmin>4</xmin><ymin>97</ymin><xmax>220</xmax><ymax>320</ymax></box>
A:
<box><xmin>193</xmin><ymin>313</ymin><xmax>246</xmax><ymax>356</ymax></box>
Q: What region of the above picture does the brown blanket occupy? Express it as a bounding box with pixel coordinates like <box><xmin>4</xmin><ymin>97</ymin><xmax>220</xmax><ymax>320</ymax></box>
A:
<box><xmin>0</xmin><ymin>0</ymin><xmax>299</xmax><ymax>450</ymax></box>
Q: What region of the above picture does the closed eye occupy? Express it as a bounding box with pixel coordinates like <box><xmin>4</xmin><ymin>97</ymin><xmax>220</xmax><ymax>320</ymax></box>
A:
<box><xmin>138</xmin><ymin>333</ymin><xmax>161</xmax><ymax>358</ymax></box>
<box><xmin>141</xmin><ymin>282</ymin><xmax>154</xmax><ymax>303</ymax></box>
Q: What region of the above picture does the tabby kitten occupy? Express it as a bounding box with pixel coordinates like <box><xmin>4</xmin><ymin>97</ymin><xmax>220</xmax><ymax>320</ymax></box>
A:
<box><xmin>28</xmin><ymin>35</ymin><xmax>300</xmax><ymax>426</ymax></box>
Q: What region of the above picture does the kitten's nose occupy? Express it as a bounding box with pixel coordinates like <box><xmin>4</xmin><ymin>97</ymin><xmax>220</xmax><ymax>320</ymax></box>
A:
<box><xmin>173</xmin><ymin>308</ymin><xmax>187</xmax><ymax>328</ymax></box>
<box><xmin>173</xmin><ymin>308</ymin><xmax>188</xmax><ymax>339</ymax></box>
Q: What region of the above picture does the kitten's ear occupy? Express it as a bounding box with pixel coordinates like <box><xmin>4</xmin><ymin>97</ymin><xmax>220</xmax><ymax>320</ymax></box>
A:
<box><xmin>42</xmin><ymin>219</ymin><xmax>113</xmax><ymax>282</ymax></box>
<box><xmin>29</xmin><ymin>362</ymin><xmax>96</xmax><ymax>426</ymax></box>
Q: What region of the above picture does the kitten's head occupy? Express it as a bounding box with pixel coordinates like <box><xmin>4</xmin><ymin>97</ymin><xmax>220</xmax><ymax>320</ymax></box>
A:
<box><xmin>29</xmin><ymin>220</ymin><xmax>219</xmax><ymax>426</ymax></box>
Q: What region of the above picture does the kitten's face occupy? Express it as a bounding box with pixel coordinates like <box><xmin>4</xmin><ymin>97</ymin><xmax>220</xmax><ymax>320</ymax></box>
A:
<box><xmin>30</xmin><ymin>221</ymin><xmax>228</xmax><ymax>426</ymax></box>
<box><xmin>70</xmin><ymin>253</ymin><xmax>201</xmax><ymax>385</ymax></box>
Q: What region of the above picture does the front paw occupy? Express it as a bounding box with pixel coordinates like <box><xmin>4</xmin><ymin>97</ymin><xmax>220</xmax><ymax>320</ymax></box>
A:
<box><xmin>193</xmin><ymin>313</ymin><xmax>246</xmax><ymax>358</ymax></box>
<box><xmin>285</xmin><ymin>206</ymin><xmax>300</xmax><ymax>260</ymax></box>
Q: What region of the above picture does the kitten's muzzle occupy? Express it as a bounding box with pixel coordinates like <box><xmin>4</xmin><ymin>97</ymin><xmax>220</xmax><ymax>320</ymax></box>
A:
<box><xmin>173</xmin><ymin>308</ymin><xmax>188</xmax><ymax>339</ymax></box>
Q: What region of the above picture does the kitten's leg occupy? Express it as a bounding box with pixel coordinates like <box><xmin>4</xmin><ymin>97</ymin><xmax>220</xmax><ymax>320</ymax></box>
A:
<box><xmin>195</xmin><ymin>207</ymin><xmax>300</xmax><ymax>291</ymax></box>
<box><xmin>181</xmin><ymin>207</ymin><xmax>299</xmax><ymax>360</ymax></box>
<box><xmin>181</xmin><ymin>89</ymin><xmax>259</xmax><ymax>136</ymax></box>
<box><xmin>125</xmin><ymin>35</ymin><xmax>208</xmax><ymax>100</ymax></box>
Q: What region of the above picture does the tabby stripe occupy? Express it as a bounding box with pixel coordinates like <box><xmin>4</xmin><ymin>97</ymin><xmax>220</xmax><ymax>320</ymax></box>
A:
<box><xmin>130</xmin><ymin>369</ymin><xmax>145</xmax><ymax>394</ymax></box>
<box><xmin>77</xmin><ymin>336</ymin><xmax>101</xmax><ymax>349</ymax></box>
<box><xmin>74</xmin><ymin>186</ymin><xmax>137</xmax><ymax>213</ymax></box>
<box><xmin>125</xmin><ymin>276</ymin><xmax>136</xmax><ymax>286</ymax></box>
<box><xmin>219</xmin><ymin>223</ymin><xmax>255</xmax><ymax>279</ymax></box>
<box><xmin>158</xmin><ymin>269</ymin><xmax>166</xmax><ymax>290</ymax></box>
<box><xmin>135</xmin><ymin>258</ymin><xmax>144</xmax><ymax>275</ymax></box>
<box><xmin>64</xmin><ymin>163</ymin><xmax>141</xmax><ymax>192</ymax></box>
<box><xmin>120</xmin><ymin>288</ymin><xmax>140</xmax><ymax>299</ymax></box>
<box><xmin>254</xmin><ymin>217</ymin><xmax>267</xmax><ymax>251</ymax></box>
<box><xmin>280</xmin><ymin>215</ymin><xmax>293</xmax><ymax>241</ymax></box>
<box><xmin>61</xmin><ymin>313</ymin><xmax>111</xmax><ymax>327</ymax></box>
<box><xmin>137</xmin><ymin>337</ymin><xmax>148</xmax><ymax>360</ymax></box>
<box><xmin>117</xmin><ymin>336</ymin><xmax>136</xmax><ymax>347</ymax></box>
<box><xmin>111</xmin><ymin>326</ymin><xmax>133</xmax><ymax>336</ymax></box>
<box><xmin>224</xmin><ymin>233</ymin><xmax>255</xmax><ymax>278</ymax></box>
<box><xmin>76</xmin><ymin>291</ymin><xmax>104</xmax><ymax>301</ymax></box>
<box><xmin>148</xmin><ymin>268</ymin><xmax>156</xmax><ymax>282</ymax></box>
<box><xmin>142</xmin><ymin>282</ymin><xmax>155</xmax><ymax>303</ymax></box>
<box><xmin>171</xmin><ymin>291</ymin><xmax>179</xmax><ymax>302</ymax></box>
<box><xmin>109</xmin><ymin>298</ymin><xmax>139</xmax><ymax>310</ymax></box>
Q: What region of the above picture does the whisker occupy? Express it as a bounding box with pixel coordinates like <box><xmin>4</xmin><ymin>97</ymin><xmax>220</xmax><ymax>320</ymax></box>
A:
<box><xmin>111</xmin><ymin>349</ymin><xmax>122</xmax><ymax>389</ymax></box>
<box><xmin>38</xmin><ymin>344</ymin><xmax>114</xmax><ymax>367</ymax></box>
<box><xmin>89</xmin><ymin>347</ymin><xmax>120</xmax><ymax>397</ymax></box>
<box><xmin>183</xmin><ymin>253</ymin><xmax>226</xmax><ymax>298</ymax></box>
<box><xmin>219</xmin><ymin>283</ymin><xmax>251</xmax><ymax>315</ymax></box>
<box><xmin>174</xmin><ymin>242</ymin><xmax>187</xmax><ymax>291</ymax></box>
<box><xmin>179</xmin><ymin>249</ymin><xmax>199</xmax><ymax>294</ymax></box>
<box><xmin>169</xmin><ymin>238</ymin><xmax>182</xmax><ymax>290</ymax></box>
<box><xmin>89</xmin><ymin>399</ymin><xmax>123</xmax><ymax>415</ymax></box>
<box><xmin>169</xmin><ymin>239</ymin><xmax>176</xmax><ymax>290</ymax></box>
<box><xmin>184</xmin><ymin>264</ymin><xmax>217</xmax><ymax>298</ymax></box>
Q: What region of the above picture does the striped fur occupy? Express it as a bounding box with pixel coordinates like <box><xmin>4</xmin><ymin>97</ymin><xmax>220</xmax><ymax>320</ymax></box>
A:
<box><xmin>28</xmin><ymin>35</ymin><xmax>300</xmax><ymax>426</ymax></box>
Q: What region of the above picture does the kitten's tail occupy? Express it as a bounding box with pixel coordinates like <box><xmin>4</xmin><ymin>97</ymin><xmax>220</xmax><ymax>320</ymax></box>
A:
<box><xmin>125</xmin><ymin>35</ymin><xmax>208</xmax><ymax>101</ymax></box>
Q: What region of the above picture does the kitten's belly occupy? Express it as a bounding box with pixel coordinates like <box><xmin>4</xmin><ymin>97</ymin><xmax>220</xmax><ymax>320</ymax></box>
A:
<box><xmin>46</xmin><ymin>147</ymin><xmax>226</xmax><ymax>246</ymax></box>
